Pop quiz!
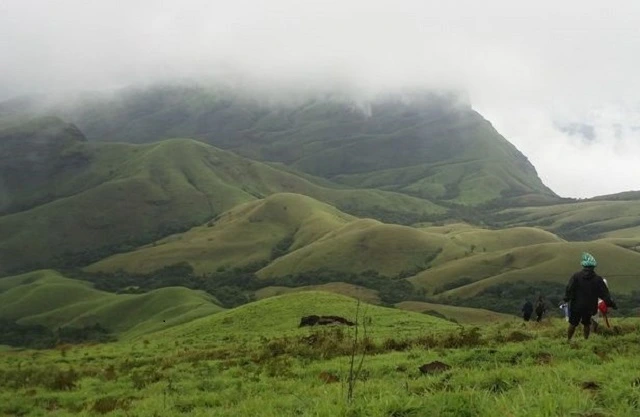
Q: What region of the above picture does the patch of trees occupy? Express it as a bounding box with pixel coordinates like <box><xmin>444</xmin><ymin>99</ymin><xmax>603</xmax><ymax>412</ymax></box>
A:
<box><xmin>73</xmin><ymin>263</ymin><xmax>428</xmax><ymax>308</ymax></box>
<box><xmin>0</xmin><ymin>320</ymin><xmax>114</xmax><ymax>349</ymax></box>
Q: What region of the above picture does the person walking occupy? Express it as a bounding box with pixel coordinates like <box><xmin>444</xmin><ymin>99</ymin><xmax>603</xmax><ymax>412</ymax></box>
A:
<box><xmin>522</xmin><ymin>300</ymin><xmax>534</xmax><ymax>322</ymax></box>
<box><xmin>535</xmin><ymin>296</ymin><xmax>546</xmax><ymax>322</ymax></box>
<box><xmin>563</xmin><ymin>253</ymin><xmax>617</xmax><ymax>341</ymax></box>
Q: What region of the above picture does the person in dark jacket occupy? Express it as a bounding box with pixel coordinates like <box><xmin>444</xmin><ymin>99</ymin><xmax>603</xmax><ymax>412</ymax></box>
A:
<box><xmin>522</xmin><ymin>300</ymin><xmax>533</xmax><ymax>322</ymax></box>
<box><xmin>563</xmin><ymin>252</ymin><xmax>617</xmax><ymax>341</ymax></box>
<box><xmin>535</xmin><ymin>296</ymin><xmax>546</xmax><ymax>322</ymax></box>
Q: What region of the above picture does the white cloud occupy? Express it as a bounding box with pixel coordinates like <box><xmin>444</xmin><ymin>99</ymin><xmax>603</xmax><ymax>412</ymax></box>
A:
<box><xmin>2</xmin><ymin>0</ymin><xmax>640</xmax><ymax>197</ymax></box>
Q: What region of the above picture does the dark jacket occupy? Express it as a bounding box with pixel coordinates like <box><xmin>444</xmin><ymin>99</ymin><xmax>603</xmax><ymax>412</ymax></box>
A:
<box><xmin>564</xmin><ymin>268</ymin><xmax>615</xmax><ymax>315</ymax></box>
<box><xmin>522</xmin><ymin>301</ymin><xmax>533</xmax><ymax>314</ymax></box>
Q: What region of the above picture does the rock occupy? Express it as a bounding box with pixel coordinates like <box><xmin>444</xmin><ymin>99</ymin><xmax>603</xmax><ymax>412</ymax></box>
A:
<box><xmin>299</xmin><ymin>315</ymin><xmax>355</xmax><ymax>327</ymax></box>
<box><xmin>418</xmin><ymin>361</ymin><xmax>451</xmax><ymax>374</ymax></box>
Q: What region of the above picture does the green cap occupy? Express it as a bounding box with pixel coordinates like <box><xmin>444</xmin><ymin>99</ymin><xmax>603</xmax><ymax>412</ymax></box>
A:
<box><xmin>581</xmin><ymin>252</ymin><xmax>597</xmax><ymax>268</ymax></box>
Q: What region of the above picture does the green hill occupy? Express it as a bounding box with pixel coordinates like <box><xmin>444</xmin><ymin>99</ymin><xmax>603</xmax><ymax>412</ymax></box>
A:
<box><xmin>395</xmin><ymin>301</ymin><xmax>515</xmax><ymax>324</ymax></box>
<box><xmin>87</xmin><ymin>193</ymin><xmax>354</xmax><ymax>274</ymax></box>
<box><xmin>87</xmin><ymin>193</ymin><xmax>563</xmax><ymax>278</ymax></box>
<box><xmin>409</xmin><ymin>240</ymin><xmax>640</xmax><ymax>298</ymax></box>
<box><xmin>253</xmin><ymin>284</ymin><xmax>514</xmax><ymax>324</ymax></box>
<box><xmin>0</xmin><ymin>270</ymin><xmax>223</xmax><ymax>338</ymax></box>
<box><xmin>7</xmin><ymin>85</ymin><xmax>557</xmax><ymax>206</ymax></box>
<box><xmin>154</xmin><ymin>291</ymin><xmax>456</xmax><ymax>343</ymax></box>
<box><xmin>491</xmin><ymin>200</ymin><xmax>640</xmax><ymax>240</ymax></box>
<box><xmin>0</xmin><ymin>118</ymin><xmax>444</xmax><ymax>274</ymax></box>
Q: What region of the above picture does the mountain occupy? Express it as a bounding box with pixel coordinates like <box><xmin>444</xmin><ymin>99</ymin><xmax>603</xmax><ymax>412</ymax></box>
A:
<box><xmin>3</xmin><ymin>84</ymin><xmax>557</xmax><ymax>206</ymax></box>
<box><xmin>0</xmin><ymin>117</ymin><xmax>444</xmax><ymax>274</ymax></box>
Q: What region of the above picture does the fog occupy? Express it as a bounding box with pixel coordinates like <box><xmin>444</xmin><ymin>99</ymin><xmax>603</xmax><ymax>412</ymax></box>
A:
<box><xmin>2</xmin><ymin>0</ymin><xmax>640</xmax><ymax>197</ymax></box>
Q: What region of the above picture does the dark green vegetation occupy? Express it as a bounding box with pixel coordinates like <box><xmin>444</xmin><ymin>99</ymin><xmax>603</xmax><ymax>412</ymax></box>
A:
<box><xmin>0</xmin><ymin>320</ymin><xmax>113</xmax><ymax>349</ymax></box>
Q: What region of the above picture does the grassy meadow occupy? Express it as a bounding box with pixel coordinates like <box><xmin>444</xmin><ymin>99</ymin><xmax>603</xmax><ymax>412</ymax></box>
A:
<box><xmin>1</xmin><ymin>292</ymin><xmax>640</xmax><ymax>417</ymax></box>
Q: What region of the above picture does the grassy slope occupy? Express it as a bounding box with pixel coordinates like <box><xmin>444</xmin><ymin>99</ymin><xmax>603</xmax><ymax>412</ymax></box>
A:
<box><xmin>492</xmin><ymin>200</ymin><xmax>640</xmax><ymax>240</ymax></box>
<box><xmin>410</xmin><ymin>240</ymin><xmax>640</xmax><ymax>297</ymax></box>
<box><xmin>259</xmin><ymin>221</ymin><xmax>564</xmax><ymax>278</ymax></box>
<box><xmin>0</xmin><ymin>117</ymin><xmax>445</xmax><ymax>273</ymax></box>
<box><xmin>396</xmin><ymin>301</ymin><xmax>515</xmax><ymax>324</ymax></box>
<box><xmin>0</xmin><ymin>270</ymin><xmax>223</xmax><ymax>338</ymax></box>
<box><xmin>87</xmin><ymin>193</ymin><xmax>354</xmax><ymax>274</ymax></box>
<box><xmin>2</xmin><ymin>294</ymin><xmax>640</xmax><ymax>416</ymax></box>
<box><xmin>14</xmin><ymin>85</ymin><xmax>556</xmax><ymax>206</ymax></box>
<box><xmin>252</xmin><ymin>286</ymin><xmax>515</xmax><ymax>325</ymax></box>
<box><xmin>155</xmin><ymin>291</ymin><xmax>456</xmax><ymax>343</ymax></box>
<box><xmin>87</xmin><ymin>193</ymin><xmax>563</xmax><ymax>278</ymax></box>
<box><xmin>255</xmin><ymin>283</ymin><xmax>382</xmax><ymax>305</ymax></box>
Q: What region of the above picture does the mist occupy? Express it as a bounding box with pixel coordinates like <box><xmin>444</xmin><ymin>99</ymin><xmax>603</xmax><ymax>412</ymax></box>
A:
<box><xmin>2</xmin><ymin>0</ymin><xmax>640</xmax><ymax>198</ymax></box>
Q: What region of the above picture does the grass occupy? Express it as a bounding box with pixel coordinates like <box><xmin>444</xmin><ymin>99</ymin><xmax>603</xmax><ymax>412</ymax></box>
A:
<box><xmin>1</xmin><ymin>291</ymin><xmax>639</xmax><ymax>416</ymax></box>
<box><xmin>0</xmin><ymin>270</ymin><xmax>223</xmax><ymax>338</ymax></box>
<box><xmin>255</xmin><ymin>283</ymin><xmax>382</xmax><ymax>305</ymax></box>
<box><xmin>396</xmin><ymin>301</ymin><xmax>515</xmax><ymax>324</ymax></box>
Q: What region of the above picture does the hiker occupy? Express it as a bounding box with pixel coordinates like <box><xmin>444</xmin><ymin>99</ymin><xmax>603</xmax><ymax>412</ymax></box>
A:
<box><xmin>563</xmin><ymin>253</ymin><xmax>617</xmax><ymax>341</ymax></box>
<box><xmin>535</xmin><ymin>296</ymin><xmax>546</xmax><ymax>322</ymax></box>
<box><xmin>522</xmin><ymin>300</ymin><xmax>533</xmax><ymax>322</ymax></box>
<box><xmin>559</xmin><ymin>302</ymin><xmax>570</xmax><ymax>322</ymax></box>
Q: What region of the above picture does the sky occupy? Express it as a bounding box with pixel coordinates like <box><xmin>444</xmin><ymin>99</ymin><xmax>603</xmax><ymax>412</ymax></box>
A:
<box><xmin>1</xmin><ymin>0</ymin><xmax>640</xmax><ymax>198</ymax></box>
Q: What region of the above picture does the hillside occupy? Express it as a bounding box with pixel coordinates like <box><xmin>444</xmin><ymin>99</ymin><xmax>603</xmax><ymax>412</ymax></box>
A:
<box><xmin>4</xmin><ymin>84</ymin><xmax>557</xmax><ymax>206</ymax></box>
<box><xmin>409</xmin><ymin>240</ymin><xmax>640</xmax><ymax>298</ymax></box>
<box><xmin>0</xmin><ymin>270</ymin><xmax>223</xmax><ymax>338</ymax></box>
<box><xmin>3</xmin><ymin>297</ymin><xmax>640</xmax><ymax>416</ymax></box>
<box><xmin>491</xmin><ymin>200</ymin><xmax>640</xmax><ymax>240</ymax></box>
<box><xmin>396</xmin><ymin>301</ymin><xmax>515</xmax><ymax>324</ymax></box>
<box><xmin>87</xmin><ymin>193</ymin><xmax>564</xmax><ymax>278</ymax></box>
<box><xmin>155</xmin><ymin>291</ymin><xmax>456</xmax><ymax>343</ymax></box>
<box><xmin>87</xmin><ymin>193</ymin><xmax>354</xmax><ymax>274</ymax></box>
<box><xmin>0</xmin><ymin>118</ymin><xmax>444</xmax><ymax>274</ymax></box>
<box><xmin>253</xmin><ymin>284</ymin><xmax>515</xmax><ymax>324</ymax></box>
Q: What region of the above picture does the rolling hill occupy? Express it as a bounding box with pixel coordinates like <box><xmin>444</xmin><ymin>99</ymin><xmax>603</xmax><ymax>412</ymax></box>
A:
<box><xmin>0</xmin><ymin>270</ymin><xmax>224</xmax><ymax>338</ymax></box>
<box><xmin>153</xmin><ymin>291</ymin><xmax>457</xmax><ymax>343</ymax></box>
<box><xmin>409</xmin><ymin>240</ymin><xmax>640</xmax><ymax>298</ymax></box>
<box><xmin>87</xmin><ymin>193</ymin><xmax>564</xmax><ymax>278</ymax></box>
<box><xmin>490</xmin><ymin>200</ymin><xmax>640</xmax><ymax>240</ymax></box>
<box><xmin>0</xmin><ymin>117</ymin><xmax>444</xmax><ymax>274</ymax></box>
<box><xmin>3</xmin><ymin>84</ymin><xmax>557</xmax><ymax>206</ymax></box>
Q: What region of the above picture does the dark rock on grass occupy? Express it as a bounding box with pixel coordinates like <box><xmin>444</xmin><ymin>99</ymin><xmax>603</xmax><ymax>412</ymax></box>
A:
<box><xmin>418</xmin><ymin>361</ymin><xmax>451</xmax><ymax>375</ymax></box>
<box><xmin>535</xmin><ymin>352</ymin><xmax>553</xmax><ymax>365</ymax></box>
<box><xmin>581</xmin><ymin>381</ymin><xmax>600</xmax><ymax>391</ymax></box>
<box><xmin>299</xmin><ymin>315</ymin><xmax>355</xmax><ymax>327</ymax></box>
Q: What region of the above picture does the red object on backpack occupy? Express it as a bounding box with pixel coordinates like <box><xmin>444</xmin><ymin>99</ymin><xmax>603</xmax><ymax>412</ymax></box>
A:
<box><xmin>598</xmin><ymin>300</ymin><xmax>608</xmax><ymax>315</ymax></box>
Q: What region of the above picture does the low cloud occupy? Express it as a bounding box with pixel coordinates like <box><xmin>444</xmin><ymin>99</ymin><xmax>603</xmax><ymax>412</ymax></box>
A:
<box><xmin>2</xmin><ymin>0</ymin><xmax>640</xmax><ymax>197</ymax></box>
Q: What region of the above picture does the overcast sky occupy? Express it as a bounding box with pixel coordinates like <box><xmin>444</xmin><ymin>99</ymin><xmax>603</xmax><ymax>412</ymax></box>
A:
<box><xmin>2</xmin><ymin>0</ymin><xmax>640</xmax><ymax>198</ymax></box>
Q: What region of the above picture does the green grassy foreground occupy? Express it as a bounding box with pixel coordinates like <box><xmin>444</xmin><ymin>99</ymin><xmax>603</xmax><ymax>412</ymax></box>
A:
<box><xmin>1</xmin><ymin>292</ymin><xmax>639</xmax><ymax>417</ymax></box>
